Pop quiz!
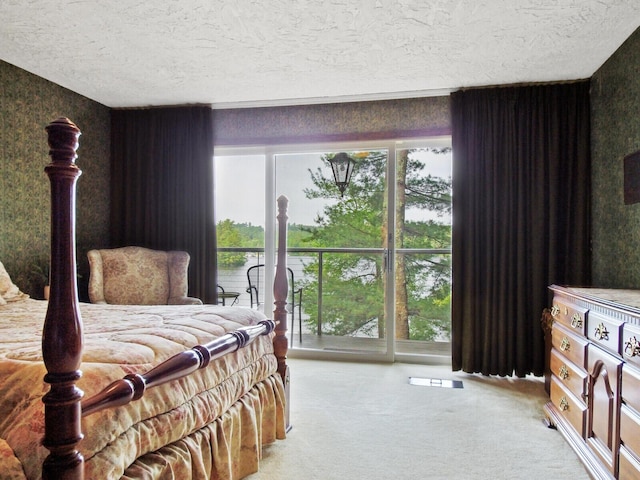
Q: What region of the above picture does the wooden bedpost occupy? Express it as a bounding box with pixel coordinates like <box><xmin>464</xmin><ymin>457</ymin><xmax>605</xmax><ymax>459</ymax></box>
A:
<box><xmin>273</xmin><ymin>195</ymin><xmax>291</xmax><ymax>431</ymax></box>
<box><xmin>41</xmin><ymin>118</ymin><xmax>84</xmax><ymax>479</ymax></box>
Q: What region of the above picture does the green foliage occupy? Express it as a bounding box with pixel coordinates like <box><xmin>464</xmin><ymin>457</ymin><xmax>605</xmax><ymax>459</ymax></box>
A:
<box><xmin>288</xmin><ymin>223</ymin><xmax>315</xmax><ymax>249</ymax></box>
<box><xmin>216</xmin><ymin>219</ymin><xmax>248</xmax><ymax>267</ymax></box>
<box><xmin>216</xmin><ymin>221</ymin><xmax>314</xmax><ymax>268</ymax></box>
<box><xmin>302</xmin><ymin>252</ymin><xmax>385</xmax><ymax>337</ymax></box>
<box><xmin>403</xmin><ymin>253</ymin><xmax>452</xmax><ymax>340</ymax></box>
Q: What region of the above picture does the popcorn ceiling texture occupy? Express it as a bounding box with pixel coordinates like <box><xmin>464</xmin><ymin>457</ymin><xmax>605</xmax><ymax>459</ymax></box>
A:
<box><xmin>213</xmin><ymin>96</ymin><xmax>451</xmax><ymax>145</ymax></box>
<box><xmin>0</xmin><ymin>1</ymin><xmax>639</xmax><ymax>108</ymax></box>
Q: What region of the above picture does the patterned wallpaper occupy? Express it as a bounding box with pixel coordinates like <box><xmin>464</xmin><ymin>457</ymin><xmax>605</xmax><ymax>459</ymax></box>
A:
<box><xmin>213</xmin><ymin>96</ymin><xmax>451</xmax><ymax>145</ymax></box>
<box><xmin>0</xmin><ymin>60</ymin><xmax>111</xmax><ymax>300</ymax></box>
<box><xmin>591</xmin><ymin>27</ymin><xmax>640</xmax><ymax>288</ymax></box>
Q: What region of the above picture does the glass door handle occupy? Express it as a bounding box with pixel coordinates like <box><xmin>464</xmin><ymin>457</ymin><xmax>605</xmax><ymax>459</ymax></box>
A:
<box><xmin>383</xmin><ymin>249</ymin><xmax>391</xmax><ymax>274</ymax></box>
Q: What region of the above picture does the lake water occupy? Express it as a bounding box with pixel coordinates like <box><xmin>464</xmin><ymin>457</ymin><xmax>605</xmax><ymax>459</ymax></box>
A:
<box><xmin>216</xmin><ymin>254</ymin><xmax>309</xmax><ymax>309</ymax></box>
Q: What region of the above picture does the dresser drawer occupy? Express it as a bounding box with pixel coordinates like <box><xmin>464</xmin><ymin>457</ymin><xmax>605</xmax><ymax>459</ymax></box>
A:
<box><xmin>551</xmin><ymin>296</ymin><xmax>587</xmax><ymax>336</ymax></box>
<box><xmin>550</xmin><ymin>375</ymin><xmax>586</xmax><ymax>436</ymax></box>
<box><xmin>623</xmin><ymin>323</ymin><xmax>640</xmax><ymax>369</ymax></box>
<box><xmin>550</xmin><ymin>347</ymin><xmax>586</xmax><ymax>399</ymax></box>
<box><xmin>621</xmin><ymin>404</ymin><xmax>640</xmax><ymax>458</ymax></box>
<box><xmin>620</xmin><ymin>446</ymin><xmax>640</xmax><ymax>480</ymax></box>
<box><xmin>552</xmin><ymin>323</ymin><xmax>588</xmax><ymax>369</ymax></box>
<box><xmin>587</xmin><ymin>311</ymin><xmax>623</xmax><ymax>355</ymax></box>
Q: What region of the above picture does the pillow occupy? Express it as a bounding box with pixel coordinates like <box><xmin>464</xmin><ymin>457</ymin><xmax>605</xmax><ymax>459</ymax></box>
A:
<box><xmin>0</xmin><ymin>261</ymin><xmax>29</xmax><ymax>302</ymax></box>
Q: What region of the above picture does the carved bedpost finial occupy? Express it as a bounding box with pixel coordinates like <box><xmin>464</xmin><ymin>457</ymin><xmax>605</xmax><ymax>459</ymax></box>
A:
<box><xmin>45</xmin><ymin>117</ymin><xmax>81</xmax><ymax>165</ymax></box>
<box><xmin>42</xmin><ymin>118</ymin><xmax>84</xmax><ymax>479</ymax></box>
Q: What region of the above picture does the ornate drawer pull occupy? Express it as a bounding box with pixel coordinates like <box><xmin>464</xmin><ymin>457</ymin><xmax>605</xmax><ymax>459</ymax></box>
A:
<box><xmin>550</xmin><ymin>305</ymin><xmax>560</xmax><ymax>317</ymax></box>
<box><xmin>594</xmin><ymin>323</ymin><xmax>609</xmax><ymax>341</ymax></box>
<box><xmin>624</xmin><ymin>336</ymin><xmax>640</xmax><ymax>357</ymax></box>
<box><xmin>560</xmin><ymin>337</ymin><xmax>571</xmax><ymax>352</ymax></box>
<box><xmin>558</xmin><ymin>364</ymin><xmax>570</xmax><ymax>380</ymax></box>
<box><xmin>559</xmin><ymin>396</ymin><xmax>570</xmax><ymax>411</ymax></box>
<box><xmin>570</xmin><ymin>313</ymin><xmax>583</xmax><ymax>329</ymax></box>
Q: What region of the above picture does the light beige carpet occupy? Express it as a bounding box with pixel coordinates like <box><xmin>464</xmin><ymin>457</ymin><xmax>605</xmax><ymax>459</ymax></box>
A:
<box><xmin>247</xmin><ymin>358</ymin><xmax>590</xmax><ymax>480</ymax></box>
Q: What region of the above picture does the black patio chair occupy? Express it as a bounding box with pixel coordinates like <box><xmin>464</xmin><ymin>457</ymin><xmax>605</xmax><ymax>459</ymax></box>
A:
<box><xmin>246</xmin><ymin>264</ymin><xmax>302</xmax><ymax>346</ymax></box>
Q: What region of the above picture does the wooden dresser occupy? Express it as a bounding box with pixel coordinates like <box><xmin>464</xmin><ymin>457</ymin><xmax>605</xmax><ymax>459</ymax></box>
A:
<box><xmin>543</xmin><ymin>285</ymin><xmax>640</xmax><ymax>480</ymax></box>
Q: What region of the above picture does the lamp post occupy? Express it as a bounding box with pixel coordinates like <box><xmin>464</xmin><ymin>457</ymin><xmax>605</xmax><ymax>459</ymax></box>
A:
<box><xmin>328</xmin><ymin>152</ymin><xmax>355</xmax><ymax>197</ymax></box>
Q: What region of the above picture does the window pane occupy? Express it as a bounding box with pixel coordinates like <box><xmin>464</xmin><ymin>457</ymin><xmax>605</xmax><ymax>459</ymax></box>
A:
<box><xmin>395</xmin><ymin>146</ymin><xmax>452</xmax><ymax>354</ymax></box>
<box><xmin>214</xmin><ymin>154</ymin><xmax>266</xmax><ymax>245</ymax></box>
<box><xmin>214</xmin><ymin>154</ymin><xmax>266</xmax><ymax>307</ymax></box>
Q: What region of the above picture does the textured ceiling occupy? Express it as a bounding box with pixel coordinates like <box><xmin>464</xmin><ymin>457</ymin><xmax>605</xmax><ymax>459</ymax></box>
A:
<box><xmin>1</xmin><ymin>0</ymin><xmax>639</xmax><ymax>108</ymax></box>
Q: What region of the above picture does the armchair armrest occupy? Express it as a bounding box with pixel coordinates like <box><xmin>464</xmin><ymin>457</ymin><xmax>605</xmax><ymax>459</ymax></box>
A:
<box><xmin>87</xmin><ymin>249</ymin><xmax>106</xmax><ymax>304</ymax></box>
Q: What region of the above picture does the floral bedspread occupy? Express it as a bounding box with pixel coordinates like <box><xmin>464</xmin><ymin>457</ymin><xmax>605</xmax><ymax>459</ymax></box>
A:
<box><xmin>0</xmin><ymin>299</ymin><xmax>279</xmax><ymax>479</ymax></box>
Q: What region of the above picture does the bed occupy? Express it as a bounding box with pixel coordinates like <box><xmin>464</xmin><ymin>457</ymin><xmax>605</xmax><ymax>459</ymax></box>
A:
<box><xmin>0</xmin><ymin>118</ymin><xmax>291</xmax><ymax>479</ymax></box>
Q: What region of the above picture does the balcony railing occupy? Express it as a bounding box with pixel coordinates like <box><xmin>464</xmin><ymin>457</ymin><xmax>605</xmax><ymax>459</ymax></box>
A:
<box><xmin>216</xmin><ymin>246</ymin><xmax>452</xmax><ymax>344</ymax></box>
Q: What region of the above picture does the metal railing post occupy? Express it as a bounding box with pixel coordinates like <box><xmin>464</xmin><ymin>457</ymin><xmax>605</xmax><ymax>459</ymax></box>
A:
<box><xmin>317</xmin><ymin>251</ymin><xmax>323</xmax><ymax>336</ymax></box>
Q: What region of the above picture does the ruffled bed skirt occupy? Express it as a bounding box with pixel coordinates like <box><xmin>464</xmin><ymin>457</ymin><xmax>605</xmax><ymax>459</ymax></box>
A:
<box><xmin>118</xmin><ymin>374</ymin><xmax>286</xmax><ymax>480</ymax></box>
<box><xmin>1</xmin><ymin>375</ymin><xmax>285</xmax><ymax>480</ymax></box>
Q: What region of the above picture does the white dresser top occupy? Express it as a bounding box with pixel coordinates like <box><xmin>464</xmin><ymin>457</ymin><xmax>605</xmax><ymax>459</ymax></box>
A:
<box><xmin>551</xmin><ymin>285</ymin><xmax>640</xmax><ymax>326</ymax></box>
<box><xmin>567</xmin><ymin>287</ymin><xmax>640</xmax><ymax>310</ymax></box>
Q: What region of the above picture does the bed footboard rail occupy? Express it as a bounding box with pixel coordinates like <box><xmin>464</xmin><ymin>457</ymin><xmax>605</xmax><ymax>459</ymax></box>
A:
<box><xmin>82</xmin><ymin>319</ymin><xmax>275</xmax><ymax>416</ymax></box>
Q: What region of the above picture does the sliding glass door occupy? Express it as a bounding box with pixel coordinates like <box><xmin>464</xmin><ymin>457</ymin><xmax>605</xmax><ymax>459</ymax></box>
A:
<box><xmin>214</xmin><ymin>139</ymin><xmax>451</xmax><ymax>363</ymax></box>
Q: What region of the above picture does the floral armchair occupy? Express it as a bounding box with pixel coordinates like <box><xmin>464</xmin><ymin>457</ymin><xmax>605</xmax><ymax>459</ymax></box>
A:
<box><xmin>87</xmin><ymin>246</ymin><xmax>202</xmax><ymax>305</ymax></box>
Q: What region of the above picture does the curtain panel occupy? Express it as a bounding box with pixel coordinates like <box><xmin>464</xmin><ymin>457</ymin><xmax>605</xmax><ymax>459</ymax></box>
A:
<box><xmin>110</xmin><ymin>106</ymin><xmax>217</xmax><ymax>303</ymax></box>
<box><xmin>451</xmin><ymin>82</ymin><xmax>591</xmax><ymax>377</ymax></box>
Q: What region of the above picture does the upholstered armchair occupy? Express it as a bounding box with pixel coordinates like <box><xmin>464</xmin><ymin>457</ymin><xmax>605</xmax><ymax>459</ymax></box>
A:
<box><xmin>87</xmin><ymin>246</ymin><xmax>202</xmax><ymax>305</ymax></box>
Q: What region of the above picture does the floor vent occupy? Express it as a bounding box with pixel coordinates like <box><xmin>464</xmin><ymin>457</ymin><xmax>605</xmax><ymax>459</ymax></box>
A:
<box><xmin>409</xmin><ymin>377</ymin><xmax>464</xmax><ymax>389</ymax></box>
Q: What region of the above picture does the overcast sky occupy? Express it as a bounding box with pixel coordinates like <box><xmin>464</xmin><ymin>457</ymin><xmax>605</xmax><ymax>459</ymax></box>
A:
<box><xmin>214</xmin><ymin>152</ymin><xmax>331</xmax><ymax>226</ymax></box>
<box><xmin>214</xmin><ymin>149</ymin><xmax>451</xmax><ymax>226</ymax></box>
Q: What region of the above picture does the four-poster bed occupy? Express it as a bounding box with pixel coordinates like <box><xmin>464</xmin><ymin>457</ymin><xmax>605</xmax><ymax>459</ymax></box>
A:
<box><xmin>0</xmin><ymin>118</ymin><xmax>290</xmax><ymax>479</ymax></box>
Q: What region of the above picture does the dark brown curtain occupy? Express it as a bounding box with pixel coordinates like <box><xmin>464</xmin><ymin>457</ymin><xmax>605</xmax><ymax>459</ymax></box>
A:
<box><xmin>451</xmin><ymin>82</ymin><xmax>591</xmax><ymax>377</ymax></box>
<box><xmin>110</xmin><ymin>106</ymin><xmax>217</xmax><ymax>303</ymax></box>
